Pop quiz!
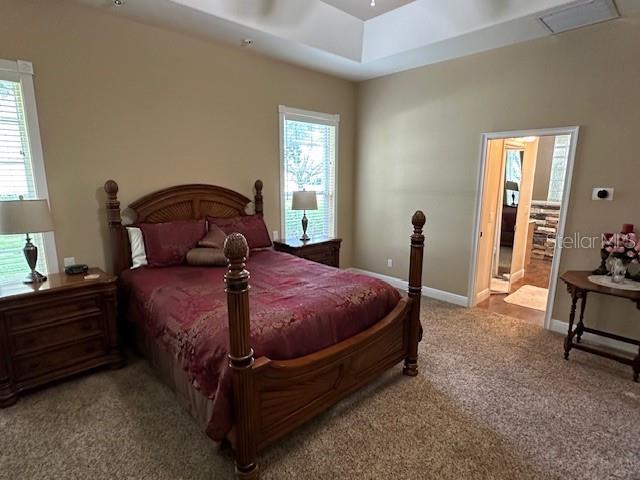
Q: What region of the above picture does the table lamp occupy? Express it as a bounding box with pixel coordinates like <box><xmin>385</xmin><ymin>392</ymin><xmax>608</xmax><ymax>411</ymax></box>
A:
<box><xmin>505</xmin><ymin>180</ymin><xmax>519</xmax><ymax>206</ymax></box>
<box><xmin>0</xmin><ymin>197</ymin><xmax>55</xmax><ymax>283</ymax></box>
<box><xmin>291</xmin><ymin>191</ymin><xmax>317</xmax><ymax>242</ymax></box>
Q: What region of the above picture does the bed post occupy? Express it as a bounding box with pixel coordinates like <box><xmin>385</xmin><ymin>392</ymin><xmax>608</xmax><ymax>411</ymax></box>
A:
<box><xmin>254</xmin><ymin>179</ymin><xmax>263</xmax><ymax>216</ymax></box>
<box><xmin>224</xmin><ymin>233</ymin><xmax>258</xmax><ymax>480</ymax></box>
<box><xmin>404</xmin><ymin>210</ymin><xmax>426</xmax><ymax>377</ymax></box>
<box><xmin>104</xmin><ymin>180</ymin><xmax>126</xmax><ymax>275</ymax></box>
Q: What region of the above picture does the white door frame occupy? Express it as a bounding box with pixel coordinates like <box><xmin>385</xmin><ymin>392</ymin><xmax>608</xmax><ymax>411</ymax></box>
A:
<box><xmin>467</xmin><ymin>126</ymin><xmax>580</xmax><ymax>331</ymax></box>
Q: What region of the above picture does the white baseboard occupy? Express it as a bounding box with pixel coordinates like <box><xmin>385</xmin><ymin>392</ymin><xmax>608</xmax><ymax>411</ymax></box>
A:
<box><xmin>550</xmin><ymin>319</ymin><xmax>637</xmax><ymax>355</ymax></box>
<box><xmin>510</xmin><ymin>269</ymin><xmax>524</xmax><ymax>283</ymax></box>
<box><xmin>348</xmin><ymin>268</ymin><xmax>469</xmax><ymax>307</ymax></box>
<box><xmin>474</xmin><ymin>288</ymin><xmax>491</xmax><ymax>306</ymax></box>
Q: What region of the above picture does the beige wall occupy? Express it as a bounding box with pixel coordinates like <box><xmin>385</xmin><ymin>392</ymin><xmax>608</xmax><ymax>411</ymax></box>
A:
<box><xmin>356</xmin><ymin>15</ymin><xmax>640</xmax><ymax>337</ymax></box>
<box><xmin>532</xmin><ymin>136</ymin><xmax>556</xmax><ymax>201</ymax></box>
<box><xmin>0</xmin><ymin>0</ymin><xmax>356</xmax><ymax>270</ymax></box>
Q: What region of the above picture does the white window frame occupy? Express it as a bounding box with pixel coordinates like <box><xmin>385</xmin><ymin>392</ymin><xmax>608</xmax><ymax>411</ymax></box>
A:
<box><xmin>278</xmin><ymin>105</ymin><xmax>340</xmax><ymax>239</ymax></box>
<box><xmin>0</xmin><ymin>59</ymin><xmax>59</xmax><ymax>275</ymax></box>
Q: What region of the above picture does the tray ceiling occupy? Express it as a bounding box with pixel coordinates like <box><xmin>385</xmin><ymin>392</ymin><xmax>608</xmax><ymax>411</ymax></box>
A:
<box><xmin>321</xmin><ymin>0</ymin><xmax>416</xmax><ymax>20</ymax></box>
<box><xmin>72</xmin><ymin>0</ymin><xmax>640</xmax><ymax>80</ymax></box>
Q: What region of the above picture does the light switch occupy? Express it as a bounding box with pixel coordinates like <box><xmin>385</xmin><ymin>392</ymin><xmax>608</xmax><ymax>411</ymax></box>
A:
<box><xmin>592</xmin><ymin>187</ymin><xmax>614</xmax><ymax>201</ymax></box>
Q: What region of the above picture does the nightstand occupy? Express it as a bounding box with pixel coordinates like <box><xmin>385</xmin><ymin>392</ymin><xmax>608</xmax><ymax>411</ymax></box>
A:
<box><xmin>273</xmin><ymin>236</ymin><xmax>342</xmax><ymax>268</ymax></box>
<box><xmin>0</xmin><ymin>268</ymin><xmax>123</xmax><ymax>407</ymax></box>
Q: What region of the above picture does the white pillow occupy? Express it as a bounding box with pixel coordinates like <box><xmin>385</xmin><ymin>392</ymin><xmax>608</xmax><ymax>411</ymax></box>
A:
<box><xmin>126</xmin><ymin>227</ymin><xmax>148</xmax><ymax>269</ymax></box>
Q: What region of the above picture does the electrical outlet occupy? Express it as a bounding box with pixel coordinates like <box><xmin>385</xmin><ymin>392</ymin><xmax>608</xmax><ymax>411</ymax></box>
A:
<box><xmin>63</xmin><ymin>257</ymin><xmax>76</xmax><ymax>267</ymax></box>
<box><xmin>387</xmin><ymin>258</ymin><xmax>393</xmax><ymax>268</ymax></box>
<box><xmin>272</xmin><ymin>230</ymin><xmax>279</xmax><ymax>240</ymax></box>
<box><xmin>592</xmin><ymin>187</ymin><xmax>614</xmax><ymax>201</ymax></box>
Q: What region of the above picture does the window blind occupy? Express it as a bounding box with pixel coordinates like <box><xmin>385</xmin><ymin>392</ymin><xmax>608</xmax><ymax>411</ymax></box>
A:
<box><xmin>0</xmin><ymin>78</ymin><xmax>46</xmax><ymax>283</ymax></box>
<box><xmin>504</xmin><ymin>150</ymin><xmax>522</xmax><ymax>206</ymax></box>
<box><xmin>282</xmin><ymin>116</ymin><xmax>337</xmax><ymax>239</ymax></box>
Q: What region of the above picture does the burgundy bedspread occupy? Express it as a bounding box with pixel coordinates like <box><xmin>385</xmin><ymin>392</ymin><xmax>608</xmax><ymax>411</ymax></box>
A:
<box><xmin>120</xmin><ymin>249</ymin><xmax>401</xmax><ymax>440</ymax></box>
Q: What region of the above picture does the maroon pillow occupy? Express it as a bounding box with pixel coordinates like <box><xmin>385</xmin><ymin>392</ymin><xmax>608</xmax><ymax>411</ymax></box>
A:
<box><xmin>139</xmin><ymin>219</ymin><xmax>206</xmax><ymax>267</ymax></box>
<box><xmin>207</xmin><ymin>215</ymin><xmax>272</xmax><ymax>249</ymax></box>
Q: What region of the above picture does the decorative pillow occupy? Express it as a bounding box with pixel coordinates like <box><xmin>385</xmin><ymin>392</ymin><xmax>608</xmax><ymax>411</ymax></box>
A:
<box><xmin>126</xmin><ymin>227</ymin><xmax>148</xmax><ymax>269</ymax></box>
<box><xmin>198</xmin><ymin>224</ymin><xmax>227</xmax><ymax>249</ymax></box>
<box><xmin>207</xmin><ymin>215</ymin><xmax>272</xmax><ymax>249</ymax></box>
<box><xmin>139</xmin><ymin>219</ymin><xmax>206</xmax><ymax>267</ymax></box>
<box><xmin>186</xmin><ymin>247</ymin><xmax>228</xmax><ymax>267</ymax></box>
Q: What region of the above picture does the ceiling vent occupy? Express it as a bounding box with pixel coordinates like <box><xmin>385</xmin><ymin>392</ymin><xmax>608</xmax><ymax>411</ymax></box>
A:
<box><xmin>539</xmin><ymin>0</ymin><xmax>619</xmax><ymax>34</ymax></box>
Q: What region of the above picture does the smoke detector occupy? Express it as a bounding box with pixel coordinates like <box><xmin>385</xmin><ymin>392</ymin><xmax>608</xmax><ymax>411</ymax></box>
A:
<box><xmin>538</xmin><ymin>0</ymin><xmax>619</xmax><ymax>34</ymax></box>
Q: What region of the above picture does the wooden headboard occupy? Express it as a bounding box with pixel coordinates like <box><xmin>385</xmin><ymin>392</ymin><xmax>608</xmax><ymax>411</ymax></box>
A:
<box><xmin>104</xmin><ymin>179</ymin><xmax>264</xmax><ymax>275</ymax></box>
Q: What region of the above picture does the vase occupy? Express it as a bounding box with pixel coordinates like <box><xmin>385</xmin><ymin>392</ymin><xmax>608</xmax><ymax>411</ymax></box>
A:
<box><xmin>610</xmin><ymin>257</ymin><xmax>628</xmax><ymax>284</ymax></box>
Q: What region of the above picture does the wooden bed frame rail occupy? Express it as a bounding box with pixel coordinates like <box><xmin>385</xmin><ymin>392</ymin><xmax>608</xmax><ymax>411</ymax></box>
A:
<box><xmin>103</xmin><ymin>180</ymin><xmax>425</xmax><ymax>480</ymax></box>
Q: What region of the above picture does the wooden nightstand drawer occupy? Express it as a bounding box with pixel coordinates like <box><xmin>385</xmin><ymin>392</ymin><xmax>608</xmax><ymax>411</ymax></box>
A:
<box><xmin>6</xmin><ymin>295</ymin><xmax>102</xmax><ymax>332</ymax></box>
<box><xmin>10</xmin><ymin>314</ymin><xmax>104</xmax><ymax>355</ymax></box>
<box><xmin>15</xmin><ymin>338</ymin><xmax>107</xmax><ymax>381</ymax></box>
<box><xmin>299</xmin><ymin>249</ymin><xmax>337</xmax><ymax>266</ymax></box>
<box><xmin>0</xmin><ymin>268</ymin><xmax>123</xmax><ymax>407</ymax></box>
<box><xmin>273</xmin><ymin>236</ymin><xmax>342</xmax><ymax>268</ymax></box>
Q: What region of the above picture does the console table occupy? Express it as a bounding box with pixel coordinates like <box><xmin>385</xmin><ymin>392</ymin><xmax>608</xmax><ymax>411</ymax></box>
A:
<box><xmin>560</xmin><ymin>270</ymin><xmax>640</xmax><ymax>381</ymax></box>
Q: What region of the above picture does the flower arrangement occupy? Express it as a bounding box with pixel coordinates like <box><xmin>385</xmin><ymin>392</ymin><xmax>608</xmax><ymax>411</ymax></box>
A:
<box><xmin>595</xmin><ymin>227</ymin><xmax>640</xmax><ymax>284</ymax></box>
<box><xmin>601</xmin><ymin>232</ymin><xmax>640</xmax><ymax>264</ymax></box>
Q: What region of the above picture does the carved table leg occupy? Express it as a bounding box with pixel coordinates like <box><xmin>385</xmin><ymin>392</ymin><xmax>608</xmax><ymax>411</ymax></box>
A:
<box><xmin>564</xmin><ymin>289</ymin><xmax>579</xmax><ymax>360</ymax></box>
<box><xmin>576</xmin><ymin>293</ymin><xmax>587</xmax><ymax>344</ymax></box>
<box><xmin>633</xmin><ymin>347</ymin><xmax>640</xmax><ymax>383</ymax></box>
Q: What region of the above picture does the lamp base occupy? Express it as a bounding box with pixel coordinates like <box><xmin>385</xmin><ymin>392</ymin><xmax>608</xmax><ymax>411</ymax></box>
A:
<box><xmin>300</xmin><ymin>212</ymin><xmax>310</xmax><ymax>242</ymax></box>
<box><xmin>24</xmin><ymin>270</ymin><xmax>47</xmax><ymax>284</ymax></box>
<box><xmin>23</xmin><ymin>234</ymin><xmax>46</xmax><ymax>284</ymax></box>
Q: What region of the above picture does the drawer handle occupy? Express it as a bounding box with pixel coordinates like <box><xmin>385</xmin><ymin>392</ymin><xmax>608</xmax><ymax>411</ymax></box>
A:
<box><xmin>28</xmin><ymin>360</ymin><xmax>41</xmax><ymax>370</ymax></box>
<box><xmin>85</xmin><ymin>345</ymin><xmax>96</xmax><ymax>354</ymax></box>
<box><xmin>81</xmin><ymin>322</ymin><xmax>94</xmax><ymax>331</ymax></box>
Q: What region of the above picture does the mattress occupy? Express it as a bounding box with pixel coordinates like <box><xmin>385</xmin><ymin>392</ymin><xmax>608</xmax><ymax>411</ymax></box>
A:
<box><xmin>119</xmin><ymin>249</ymin><xmax>401</xmax><ymax>440</ymax></box>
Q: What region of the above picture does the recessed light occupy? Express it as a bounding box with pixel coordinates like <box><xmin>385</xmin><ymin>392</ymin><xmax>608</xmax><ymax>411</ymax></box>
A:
<box><xmin>113</xmin><ymin>0</ymin><xmax>124</xmax><ymax>6</ymax></box>
<box><xmin>241</xmin><ymin>39</ymin><xmax>254</xmax><ymax>47</ymax></box>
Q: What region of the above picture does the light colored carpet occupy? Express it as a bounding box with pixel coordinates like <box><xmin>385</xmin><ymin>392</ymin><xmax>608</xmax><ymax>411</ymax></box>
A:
<box><xmin>1</xmin><ymin>299</ymin><xmax>639</xmax><ymax>480</ymax></box>
<box><xmin>504</xmin><ymin>285</ymin><xmax>549</xmax><ymax>311</ymax></box>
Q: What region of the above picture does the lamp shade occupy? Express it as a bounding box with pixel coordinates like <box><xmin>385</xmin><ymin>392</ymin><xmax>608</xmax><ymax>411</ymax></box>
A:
<box><xmin>504</xmin><ymin>180</ymin><xmax>520</xmax><ymax>192</ymax></box>
<box><xmin>0</xmin><ymin>199</ymin><xmax>55</xmax><ymax>234</ymax></box>
<box><xmin>291</xmin><ymin>191</ymin><xmax>318</xmax><ymax>211</ymax></box>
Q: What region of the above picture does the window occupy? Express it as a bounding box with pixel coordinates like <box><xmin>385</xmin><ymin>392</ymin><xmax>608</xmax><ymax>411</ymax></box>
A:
<box><xmin>547</xmin><ymin>135</ymin><xmax>571</xmax><ymax>202</ymax></box>
<box><xmin>0</xmin><ymin>59</ymin><xmax>57</xmax><ymax>283</ymax></box>
<box><xmin>279</xmin><ymin>106</ymin><xmax>339</xmax><ymax>240</ymax></box>
<box><xmin>504</xmin><ymin>150</ymin><xmax>522</xmax><ymax>206</ymax></box>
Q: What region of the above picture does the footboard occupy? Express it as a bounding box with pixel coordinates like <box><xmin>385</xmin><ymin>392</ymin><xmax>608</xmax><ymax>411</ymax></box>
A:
<box><xmin>252</xmin><ymin>297</ymin><xmax>412</xmax><ymax>452</ymax></box>
<box><xmin>223</xmin><ymin>211</ymin><xmax>425</xmax><ymax>479</ymax></box>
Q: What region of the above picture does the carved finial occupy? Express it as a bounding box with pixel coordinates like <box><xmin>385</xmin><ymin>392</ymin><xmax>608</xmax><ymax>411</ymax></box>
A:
<box><xmin>224</xmin><ymin>233</ymin><xmax>249</xmax><ymax>264</ymax></box>
<box><xmin>105</xmin><ymin>180</ymin><xmax>119</xmax><ymax>196</ymax></box>
<box><xmin>254</xmin><ymin>179</ymin><xmax>264</xmax><ymax>215</ymax></box>
<box><xmin>412</xmin><ymin>210</ymin><xmax>426</xmax><ymax>230</ymax></box>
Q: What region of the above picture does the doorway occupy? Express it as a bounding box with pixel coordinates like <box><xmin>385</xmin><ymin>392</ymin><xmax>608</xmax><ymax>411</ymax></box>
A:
<box><xmin>468</xmin><ymin>127</ymin><xmax>579</xmax><ymax>329</ymax></box>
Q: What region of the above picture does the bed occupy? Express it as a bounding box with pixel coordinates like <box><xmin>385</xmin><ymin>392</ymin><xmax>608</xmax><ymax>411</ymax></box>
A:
<box><xmin>104</xmin><ymin>179</ymin><xmax>425</xmax><ymax>479</ymax></box>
